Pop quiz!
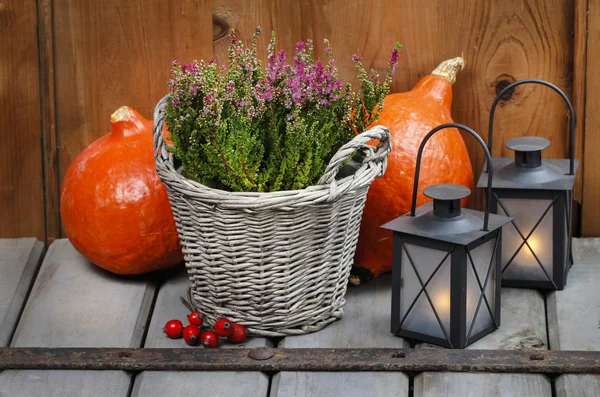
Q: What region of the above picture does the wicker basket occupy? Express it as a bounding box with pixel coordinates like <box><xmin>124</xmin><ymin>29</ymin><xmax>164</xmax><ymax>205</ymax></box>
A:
<box><xmin>153</xmin><ymin>96</ymin><xmax>391</xmax><ymax>336</ymax></box>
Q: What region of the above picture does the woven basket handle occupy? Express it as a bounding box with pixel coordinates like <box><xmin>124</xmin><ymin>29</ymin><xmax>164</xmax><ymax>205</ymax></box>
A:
<box><xmin>153</xmin><ymin>95</ymin><xmax>174</xmax><ymax>168</ymax></box>
<box><xmin>318</xmin><ymin>126</ymin><xmax>392</xmax><ymax>185</ymax></box>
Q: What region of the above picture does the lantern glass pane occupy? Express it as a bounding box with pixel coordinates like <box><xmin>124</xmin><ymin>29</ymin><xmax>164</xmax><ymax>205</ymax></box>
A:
<box><xmin>466</xmin><ymin>238</ymin><xmax>496</xmax><ymax>337</ymax></box>
<box><xmin>401</xmin><ymin>243</ymin><xmax>450</xmax><ymax>339</ymax></box>
<box><xmin>498</xmin><ymin>198</ymin><xmax>553</xmax><ymax>281</ymax></box>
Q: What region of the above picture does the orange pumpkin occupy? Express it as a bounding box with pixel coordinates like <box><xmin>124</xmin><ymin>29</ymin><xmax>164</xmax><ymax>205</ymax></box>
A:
<box><xmin>351</xmin><ymin>57</ymin><xmax>473</xmax><ymax>285</ymax></box>
<box><xmin>60</xmin><ymin>106</ymin><xmax>183</xmax><ymax>274</ymax></box>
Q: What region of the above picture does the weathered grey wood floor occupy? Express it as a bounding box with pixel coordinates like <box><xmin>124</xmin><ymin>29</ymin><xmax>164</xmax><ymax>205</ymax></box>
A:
<box><xmin>0</xmin><ymin>237</ymin><xmax>598</xmax><ymax>397</ymax></box>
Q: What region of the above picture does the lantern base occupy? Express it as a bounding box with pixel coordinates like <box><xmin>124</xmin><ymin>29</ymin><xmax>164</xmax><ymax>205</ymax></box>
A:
<box><xmin>393</xmin><ymin>324</ymin><xmax>499</xmax><ymax>349</ymax></box>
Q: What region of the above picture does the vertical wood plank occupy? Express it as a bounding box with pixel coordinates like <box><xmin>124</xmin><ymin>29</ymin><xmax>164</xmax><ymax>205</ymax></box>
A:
<box><xmin>0</xmin><ymin>238</ymin><xmax>45</xmax><ymax>347</ymax></box>
<box><xmin>38</xmin><ymin>0</ymin><xmax>60</xmax><ymax>244</ymax></box>
<box><xmin>0</xmin><ymin>0</ymin><xmax>45</xmax><ymax>240</ymax></box>
<box><xmin>0</xmin><ymin>239</ymin><xmax>156</xmax><ymax>397</ymax></box>
<box><xmin>211</xmin><ymin>0</ymin><xmax>575</xmax><ymax>212</ymax></box>
<box><xmin>53</xmin><ymin>0</ymin><xmax>214</xmax><ymax>203</ymax></box>
<box><xmin>582</xmin><ymin>0</ymin><xmax>600</xmax><ymax>236</ymax></box>
<box><xmin>572</xmin><ymin>0</ymin><xmax>588</xmax><ymax>208</ymax></box>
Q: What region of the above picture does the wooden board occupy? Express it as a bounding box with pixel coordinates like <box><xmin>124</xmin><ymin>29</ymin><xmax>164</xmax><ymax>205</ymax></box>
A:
<box><xmin>414</xmin><ymin>287</ymin><xmax>548</xmax><ymax>395</ymax></box>
<box><xmin>547</xmin><ymin>239</ymin><xmax>600</xmax><ymax>351</ymax></box>
<box><xmin>582</xmin><ymin>0</ymin><xmax>600</xmax><ymax>235</ymax></box>
<box><xmin>0</xmin><ymin>0</ymin><xmax>45</xmax><ymax>240</ymax></box>
<box><xmin>132</xmin><ymin>270</ymin><xmax>271</xmax><ymax>396</ymax></box>
<box><xmin>555</xmin><ymin>374</ymin><xmax>600</xmax><ymax>397</ymax></box>
<box><xmin>0</xmin><ymin>239</ymin><xmax>155</xmax><ymax>397</ymax></box>
<box><xmin>0</xmin><ymin>238</ymin><xmax>45</xmax><ymax>346</ymax></box>
<box><xmin>53</xmin><ymin>0</ymin><xmax>214</xmax><ymax>200</ymax></box>
<box><xmin>273</xmin><ymin>275</ymin><xmax>409</xmax><ymax>397</ymax></box>
<box><xmin>272</xmin><ymin>372</ymin><xmax>408</xmax><ymax>397</ymax></box>
<box><xmin>414</xmin><ymin>372</ymin><xmax>551</xmax><ymax>397</ymax></box>
<box><xmin>468</xmin><ymin>288</ymin><xmax>547</xmax><ymax>350</ymax></box>
<box><xmin>0</xmin><ymin>371</ymin><xmax>131</xmax><ymax>397</ymax></box>
<box><xmin>547</xmin><ymin>239</ymin><xmax>600</xmax><ymax>397</ymax></box>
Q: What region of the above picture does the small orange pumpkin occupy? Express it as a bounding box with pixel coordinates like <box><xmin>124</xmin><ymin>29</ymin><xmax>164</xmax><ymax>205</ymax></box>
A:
<box><xmin>351</xmin><ymin>57</ymin><xmax>473</xmax><ymax>285</ymax></box>
<box><xmin>60</xmin><ymin>106</ymin><xmax>183</xmax><ymax>274</ymax></box>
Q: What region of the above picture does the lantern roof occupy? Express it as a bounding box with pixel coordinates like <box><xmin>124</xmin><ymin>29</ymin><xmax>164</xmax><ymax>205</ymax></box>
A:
<box><xmin>477</xmin><ymin>158</ymin><xmax>579</xmax><ymax>191</ymax></box>
<box><xmin>381</xmin><ymin>202</ymin><xmax>512</xmax><ymax>246</ymax></box>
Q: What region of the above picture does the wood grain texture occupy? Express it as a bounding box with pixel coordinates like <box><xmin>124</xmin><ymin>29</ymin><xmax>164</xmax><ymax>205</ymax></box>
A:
<box><xmin>547</xmin><ymin>238</ymin><xmax>600</xmax><ymax>351</ymax></box>
<box><xmin>582</xmin><ymin>0</ymin><xmax>600</xmax><ymax>236</ymax></box>
<box><xmin>279</xmin><ymin>274</ymin><xmax>408</xmax><ymax>349</ymax></box>
<box><xmin>132</xmin><ymin>372</ymin><xmax>270</xmax><ymax>397</ymax></box>
<box><xmin>467</xmin><ymin>288</ymin><xmax>547</xmax><ymax>350</ymax></box>
<box><xmin>414</xmin><ymin>372</ymin><xmax>552</xmax><ymax>397</ymax></box>
<box><xmin>415</xmin><ymin>288</ymin><xmax>548</xmax><ymax>395</ymax></box>
<box><xmin>0</xmin><ymin>0</ymin><xmax>45</xmax><ymax>240</ymax></box>
<box><xmin>38</xmin><ymin>0</ymin><xmax>60</xmax><ymax>244</ymax></box>
<box><xmin>132</xmin><ymin>270</ymin><xmax>271</xmax><ymax>396</ymax></box>
<box><xmin>271</xmin><ymin>372</ymin><xmax>408</xmax><ymax>397</ymax></box>
<box><xmin>53</xmin><ymin>0</ymin><xmax>214</xmax><ymax>203</ymax></box>
<box><xmin>572</xmin><ymin>0</ymin><xmax>588</xmax><ymax>209</ymax></box>
<box><xmin>0</xmin><ymin>239</ymin><xmax>45</xmax><ymax>347</ymax></box>
<box><xmin>211</xmin><ymin>0</ymin><xmax>575</xmax><ymax>211</ymax></box>
<box><xmin>275</xmin><ymin>275</ymin><xmax>407</xmax><ymax>397</ymax></box>
<box><xmin>555</xmin><ymin>374</ymin><xmax>600</xmax><ymax>397</ymax></box>
<box><xmin>11</xmin><ymin>239</ymin><xmax>154</xmax><ymax>348</ymax></box>
<box><xmin>1</xmin><ymin>239</ymin><xmax>155</xmax><ymax>397</ymax></box>
<box><xmin>0</xmin><ymin>370</ymin><xmax>130</xmax><ymax>397</ymax></box>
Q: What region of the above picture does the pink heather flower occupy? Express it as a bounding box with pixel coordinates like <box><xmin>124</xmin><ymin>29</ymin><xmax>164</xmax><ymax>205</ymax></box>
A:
<box><xmin>389</xmin><ymin>47</ymin><xmax>400</xmax><ymax>74</ymax></box>
<box><xmin>295</xmin><ymin>41</ymin><xmax>305</xmax><ymax>54</ymax></box>
<box><xmin>352</xmin><ymin>54</ymin><xmax>362</xmax><ymax>63</ymax></box>
<box><xmin>171</xmin><ymin>97</ymin><xmax>180</xmax><ymax>107</ymax></box>
<box><xmin>182</xmin><ymin>63</ymin><xmax>193</xmax><ymax>72</ymax></box>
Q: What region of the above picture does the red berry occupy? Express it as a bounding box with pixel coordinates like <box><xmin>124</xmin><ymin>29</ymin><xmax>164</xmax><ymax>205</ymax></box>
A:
<box><xmin>188</xmin><ymin>311</ymin><xmax>203</xmax><ymax>327</ymax></box>
<box><xmin>163</xmin><ymin>319</ymin><xmax>184</xmax><ymax>339</ymax></box>
<box><xmin>183</xmin><ymin>325</ymin><xmax>201</xmax><ymax>346</ymax></box>
<box><xmin>214</xmin><ymin>318</ymin><xmax>233</xmax><ymax>337</ymax></box>
<box><xmin>201</xmin><ymin>330</ymin><xmax>219</xmax><ymax>348</ymax></box>
<box><xmin>227</xmin><ymin>324</ymin><xmax>247</xmax><ymax>344</ymax></box>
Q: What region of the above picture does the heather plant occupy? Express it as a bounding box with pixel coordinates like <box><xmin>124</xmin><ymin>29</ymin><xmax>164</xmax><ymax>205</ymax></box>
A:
<box><xmin>165</xmin><ymin>27</ymin><xmax>401</xmax><ymax>192</ymax></box>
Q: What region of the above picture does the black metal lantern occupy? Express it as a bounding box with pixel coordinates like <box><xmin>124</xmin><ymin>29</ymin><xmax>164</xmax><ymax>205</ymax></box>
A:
<box><xmin>383</xmin><ymin>123</ymin><xmax>512</xmax><ymax>348</ymax></box>
<box><xmin>477</xmin><ymin>79</ymin><xmax>579</xmax><ymax>290</ymax></box>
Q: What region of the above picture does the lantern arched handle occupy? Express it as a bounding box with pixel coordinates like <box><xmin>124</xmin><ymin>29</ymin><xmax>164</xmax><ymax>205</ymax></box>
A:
<box><xmin>487</xmin><ymin>79</ymin><xmax>576</xmax><ymax>175</ymax></box>
<box><xmin>410</xmin><ymin>123</ymin><xmax>493</xmax><ymax>231</ymax></box>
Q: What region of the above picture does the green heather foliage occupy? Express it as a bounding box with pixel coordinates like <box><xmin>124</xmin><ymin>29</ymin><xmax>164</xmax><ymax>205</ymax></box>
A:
<box><xmin>165</xmin><ymin>27</ymin><xmax>401</xmax><ymax>192</ymax></box>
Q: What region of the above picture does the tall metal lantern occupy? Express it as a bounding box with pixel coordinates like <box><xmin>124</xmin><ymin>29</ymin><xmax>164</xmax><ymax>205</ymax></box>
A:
<box><xmin>383</xmin><ymin>123</ymin><xmax>512</xmax><ymax>348</ymax></box>
<box><xmin>477</xmin><ymin>79</ymin><xmax>579</xmax><ymax>290</ymax></box>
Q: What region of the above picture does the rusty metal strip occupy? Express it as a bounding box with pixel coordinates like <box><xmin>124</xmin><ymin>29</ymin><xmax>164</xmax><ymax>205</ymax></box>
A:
<box><xmin>1</xmin><ymin>347</ymin><xmax>599</xmax><ymax>374</ymax></box>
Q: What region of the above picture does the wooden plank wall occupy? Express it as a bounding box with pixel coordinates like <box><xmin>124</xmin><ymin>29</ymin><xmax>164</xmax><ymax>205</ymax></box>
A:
<box><xmin>1</xmin><ymin>0</ymin><xmax>598</xmax><ymax>242</ymax></box>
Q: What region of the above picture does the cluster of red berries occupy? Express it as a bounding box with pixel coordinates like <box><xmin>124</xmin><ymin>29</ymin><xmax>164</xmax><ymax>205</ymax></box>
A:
<box><xmin>163</xmin><ymin>312</ymin><xmax>247</xmax><ymax>348</ymax></box>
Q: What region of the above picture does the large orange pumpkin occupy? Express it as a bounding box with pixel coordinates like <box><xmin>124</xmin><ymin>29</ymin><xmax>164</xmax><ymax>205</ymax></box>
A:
<box><xmin>60</xmin><ymin>106</ymin><xmax>183</xmax><ymax>274</ymax></box>
<box><xmin>351</xmin><ymin>57</ymin><xmax>473</xmax><ymax>285</ymax></box>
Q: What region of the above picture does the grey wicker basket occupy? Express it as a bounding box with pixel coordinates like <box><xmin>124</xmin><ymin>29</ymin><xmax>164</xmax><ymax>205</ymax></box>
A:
<box><xmin>153</xmin><ymin>95</ymin><xmax>391</xmax><ymax>336</ymax></box>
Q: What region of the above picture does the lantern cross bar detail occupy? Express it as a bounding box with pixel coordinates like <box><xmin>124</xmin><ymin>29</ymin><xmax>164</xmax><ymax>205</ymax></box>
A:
<box><xmin>477</xmin><ymin>79</ymin><xmax>579</xmax><ymax>290</ymax></box>
<box><xmin>383</xmin><ymin>123</ymin><xmax>512</xmax><ymax>348</ymax></box>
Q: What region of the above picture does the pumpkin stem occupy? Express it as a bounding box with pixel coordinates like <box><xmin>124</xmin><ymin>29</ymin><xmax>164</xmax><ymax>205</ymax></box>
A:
<box><xmin>431</xmin><ymin>57</ymin><xmax>464</xmax><ymax>85</ymax></box>
<box><xmin>111</xmin><ymin>106</ymin><xmax>132</xmax><ymax>123</ymax></box>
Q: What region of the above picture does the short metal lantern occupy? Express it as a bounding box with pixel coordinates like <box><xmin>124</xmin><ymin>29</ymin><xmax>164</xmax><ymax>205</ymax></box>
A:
<box><xmin>383</xmin><ymin>123</ymin><xmax>512</xmax><ymax>348</ymax></box>
<box><xmin>477</xmin><ymin>79</ymin><xmax>579</xmax><ymax>290</ymax></box>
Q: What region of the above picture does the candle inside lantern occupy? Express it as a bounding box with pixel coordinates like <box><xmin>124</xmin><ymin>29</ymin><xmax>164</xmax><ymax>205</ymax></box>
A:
<box><xmin>499</xmin><ymin>198</ymin><xmax>554</xmax><ymax>282</ymax></box>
